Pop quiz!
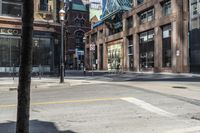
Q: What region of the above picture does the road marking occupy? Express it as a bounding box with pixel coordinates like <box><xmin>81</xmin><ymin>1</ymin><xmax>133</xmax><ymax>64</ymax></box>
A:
<box><xmin>121</xmin><ymin>97</ymin><xmax>175</xmax><ymax>118</ymax></box>
<box><xmin>0</xmin><ymin>97</ymin><xmax>120</xmax><ymax>108</ymax></box>
<box><xmin>163</xmin><ymin>126</ymin><xmax>200</xmax><ymax>133</ymax></box>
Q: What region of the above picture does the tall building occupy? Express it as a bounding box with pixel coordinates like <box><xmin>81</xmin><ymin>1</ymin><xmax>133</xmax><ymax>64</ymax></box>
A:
<box><xmin>64</xmin><ymin>0</ymin><xmax>91</xmax><ymax>69</ymax></box>
<box><xmin>0</xmin><ymin>0</ymin><xmax>60</xmax><ymax>76</ymax></box>
<box><xmin>85</xmin><ymin>0</ymin><xmax>189</xmax><ymax>73</ymax></box>
<box><xmin>82</xmin><ymin>0</ymin><xmax>102</xmax><ymax>28</ymax></box>
<box><xmin>189</xmin><ymin>0</ymin><xmax>200</xmax><ymax>73</ymax></box>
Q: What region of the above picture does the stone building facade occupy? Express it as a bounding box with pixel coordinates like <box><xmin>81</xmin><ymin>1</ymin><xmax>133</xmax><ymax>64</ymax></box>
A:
<box><xmin>64</xmin><ymin>0</ymin><xmax>90</xmax><ymax>69</ymax></box>
<box><xmin>85</xmin><ymin>0</ymin><xmax>189</xmax><ymax>73</ymax></box>
<box><xmin>0</xmin><ymin>0</ymin><xmax>60</xmax><ymax>75</ymax></box>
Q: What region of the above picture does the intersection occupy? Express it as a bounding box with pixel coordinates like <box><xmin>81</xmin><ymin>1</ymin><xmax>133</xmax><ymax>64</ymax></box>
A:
<box><xmin>0</xmin><ymin>73</ymin><xmax>200</xmax><ymax>133</ymax></box>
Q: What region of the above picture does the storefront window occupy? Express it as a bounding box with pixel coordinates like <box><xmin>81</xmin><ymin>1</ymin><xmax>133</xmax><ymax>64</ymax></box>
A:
<box><xmin>139</xmin><ymin>30</ymin><xmax>154</xmax><ymax>69</ymax></box>
<box><xmin>0</xmin><ymin>37</ymin><xmax>21</xmax><ymax>72</ymax></box>
<box><xmin>107</xmin><ymin>44</ymin><xmax>122</xmax><ymax>70</ymax></box>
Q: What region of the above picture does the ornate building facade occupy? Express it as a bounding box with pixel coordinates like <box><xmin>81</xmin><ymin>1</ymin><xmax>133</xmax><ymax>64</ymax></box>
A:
<box><xmin>64</xmin><ymin>0</ymin><xmax>90</xmax><ymax>69</ymax></box>
<box><xmin>85</xmin><ymin>0</ymin><xmax>190</xmax><ymax>73</ymax></box>
<box><xmin>0</xmin><ymin>0</ymin><xmax>61</xmax><ymax>75</ymax></box>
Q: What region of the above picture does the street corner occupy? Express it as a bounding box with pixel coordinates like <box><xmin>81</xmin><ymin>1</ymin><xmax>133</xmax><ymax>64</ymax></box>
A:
<box><xmin>30</xmin><ymin>80</ymin><xmax>71</xmax><ymax>90</ymax></box>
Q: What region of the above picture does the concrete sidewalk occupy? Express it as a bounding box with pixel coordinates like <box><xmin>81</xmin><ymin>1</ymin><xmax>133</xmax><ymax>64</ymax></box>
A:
<box><xmin>0</xmin><ymin>77</ymin><xmax>70</xmax><ymax>92</ymax></box>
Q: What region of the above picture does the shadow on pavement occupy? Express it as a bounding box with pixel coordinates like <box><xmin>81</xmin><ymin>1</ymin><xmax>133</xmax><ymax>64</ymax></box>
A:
<box><xmin>105</xmin><ymin>74</ymin><xmax>200</xmax><ymax>82</ymax></box>
<box><xmin>0</xmin><ymin>120</ymin><xmax>77</xmax><ymax>133</ymax></box>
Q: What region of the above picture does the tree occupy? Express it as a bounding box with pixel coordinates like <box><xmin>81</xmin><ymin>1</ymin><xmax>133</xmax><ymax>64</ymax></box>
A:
<box><xmin>16</xmin><ymin>0</ymin><xmax>34</xmax><ymax>133</ymax></box>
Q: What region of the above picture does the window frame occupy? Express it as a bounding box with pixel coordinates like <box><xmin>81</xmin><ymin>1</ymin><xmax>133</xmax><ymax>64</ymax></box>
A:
<box><xmin>0</xmin><ymin>0</ymin><xmax>22</xmax><ymax>17</ymax></box>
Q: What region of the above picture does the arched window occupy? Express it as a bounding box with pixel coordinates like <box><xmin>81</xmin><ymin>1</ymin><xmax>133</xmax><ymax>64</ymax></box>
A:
<box><xmin>80</xmin><ymin>19</ymin><xmax>85</xmax><ymax>26</ymax></box>
<box><xmin>75</xmin><ymin>18</ymin><xmax>81</xmax><ymax>27</ymax></box>
<box><xmin>75</xmin><ymin>31</ymin><xmax>84</xmax><ymax>50</ymax></box>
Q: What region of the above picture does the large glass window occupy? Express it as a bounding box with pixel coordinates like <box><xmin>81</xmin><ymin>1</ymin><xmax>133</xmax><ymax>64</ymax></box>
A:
<box><xmin>139</xmin><ymin>8</ymin><xmax>154</xmax><ymax>24</ymax></box>
<box><xmin>162</xmin><ymin>0</ymin><xmax>171</xmax><ymax>16</ymax></box>
<box><xmin>32</xmin><ymin>38</ymin><xmax>52</xmax><ymax>73</ymax></box>
<box><xmin>162</xmin><ymin>24</ymin><xmax>172</xmax><ymax>67</ymax></box>
<box><xmin>139</xmin><ymin>30</ymin><xmax>154</xmax><ymax>69</ymax></box>
<box><xmin>0</xmin><ymin>38</ymin><xmax>21</xmax><ymax>73</ymax></box>
<box><xmin>0</xmin><ymin>0</ymin><xmax>22</xmax><ymax>17</ymax></box>
<box><xmin>127</xmin><ymin>36</ymin><xmax>134</xmax><ymax>71</ymax></box>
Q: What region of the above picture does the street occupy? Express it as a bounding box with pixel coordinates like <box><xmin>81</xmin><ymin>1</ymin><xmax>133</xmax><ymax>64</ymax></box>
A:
<box><xmin>0</xmin><ymin>73</ymin><xmax>200</xmax><ymax>133</ymax></box>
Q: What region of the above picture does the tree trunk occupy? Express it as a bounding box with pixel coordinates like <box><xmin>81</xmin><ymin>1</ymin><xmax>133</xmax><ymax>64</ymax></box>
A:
<box><xmin>16</xmin><ymin>0</ymin><xmax>34</xmax><ymax>133</ymax></box>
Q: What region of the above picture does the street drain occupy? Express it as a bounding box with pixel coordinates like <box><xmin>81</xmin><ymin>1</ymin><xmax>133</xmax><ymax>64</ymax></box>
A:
<box><xmin>172</xmin><ymin>86</ymin><xmax>187</xmax><ymax>89</ymax></box>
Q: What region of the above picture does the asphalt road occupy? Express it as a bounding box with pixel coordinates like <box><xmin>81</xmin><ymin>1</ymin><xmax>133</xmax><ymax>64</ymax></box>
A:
<box><xmin>0</xmin><ymin>75</ymin><xmax>200</xmax><ymax>133</ymax></box>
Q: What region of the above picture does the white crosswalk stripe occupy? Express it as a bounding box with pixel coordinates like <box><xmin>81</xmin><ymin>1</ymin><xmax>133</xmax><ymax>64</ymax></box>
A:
<box><xmin>121</xmin><ymin>97</ymin><xmax>176</xmax><ymax>118</ymax></box>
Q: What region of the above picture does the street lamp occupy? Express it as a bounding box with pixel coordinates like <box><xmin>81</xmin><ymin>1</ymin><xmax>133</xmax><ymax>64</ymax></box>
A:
<box><xmin>59</xmin><ymin>9</ymin><xmax>65</xmax><ymax>83</ymax></box>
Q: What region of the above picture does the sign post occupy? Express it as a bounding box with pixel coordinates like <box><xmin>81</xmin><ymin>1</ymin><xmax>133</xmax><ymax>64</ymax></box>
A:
<box><xmin>90</xmin><ymin>43</ymin><xmax>95</xmax><ymax>76</ymax></box>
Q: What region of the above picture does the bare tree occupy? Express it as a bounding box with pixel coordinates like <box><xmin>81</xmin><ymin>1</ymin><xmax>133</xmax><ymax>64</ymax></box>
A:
<box><xmin>16</xmin><ymin>0</ymin><xmax>34</xmax><ymax>133</ymax></box>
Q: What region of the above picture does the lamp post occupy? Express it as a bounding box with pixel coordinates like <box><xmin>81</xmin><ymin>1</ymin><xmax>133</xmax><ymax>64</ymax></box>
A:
<box><xmin>59</xmin><ymin>9</ymin><xmax>65</xmax><ymax>83</ymax></box>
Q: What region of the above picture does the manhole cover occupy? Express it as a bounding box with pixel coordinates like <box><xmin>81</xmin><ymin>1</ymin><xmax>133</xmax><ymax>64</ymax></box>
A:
<box><xmin>172</xmin><ymin>86</ymin><xmax>187</xmax><ymax>89</ymax></box>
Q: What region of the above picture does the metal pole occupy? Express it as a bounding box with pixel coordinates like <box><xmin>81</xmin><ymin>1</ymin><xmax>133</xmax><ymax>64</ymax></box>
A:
<box><xmin>60</xmin><ymin>20</ymin><xmax>64</xmax><ymax>83</ymax></box>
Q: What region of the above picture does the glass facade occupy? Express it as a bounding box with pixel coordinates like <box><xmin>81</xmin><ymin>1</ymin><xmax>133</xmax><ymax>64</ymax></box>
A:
<box><xmin>0</xmin><ymin>31</ymin><xmax>55</xmax><ymax>74</ymax></box>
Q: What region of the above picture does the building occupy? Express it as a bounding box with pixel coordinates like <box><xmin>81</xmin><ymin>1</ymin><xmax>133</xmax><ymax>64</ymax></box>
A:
<box><xmin>82</xmin><ymin>0</ymin><xmax>102</xmax><ymax>28</ymax></box>
<box><xmin>85</xmin><ymin>0</ymin><xmax>190</xmax><ymax>73</ymax></box>
<box><xmin>0</xmin><ymin>0</ymin><xmax>61</xmax><ymax>76</ymax></box>
<box><xmin>189</xmin><ymin>0</ymin><xmax>200</xmax><ymax>73</ymax></box>
<box><xmin>64</xmin><ymin>0</ymin><xmax>90</xmax><ymax>70</ymax></box>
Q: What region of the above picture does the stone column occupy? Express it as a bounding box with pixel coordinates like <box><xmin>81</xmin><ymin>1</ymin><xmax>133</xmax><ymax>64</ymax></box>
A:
<box><xmin>182</xmin><ymin>0</ymin><xmax>189</xmax><ymax>72</ymax></box>
<box><xmin>103</xmin><ymin>25</ymin><xmax>108</xmax><ymax>70</ymax></box>
<box><xmin>123</xmin><ymin>18</ymin><xmax>128</xmax><ymax>71</ymax></box>
<box><xmin>154</xmin><ymin>27</ymin><xmax>162</xmax><ymax>72</ymax></box>
<box><xmin>133</xmin><ymin>33</ymin><xmax>139</xmax><ymax>72</ymax></box>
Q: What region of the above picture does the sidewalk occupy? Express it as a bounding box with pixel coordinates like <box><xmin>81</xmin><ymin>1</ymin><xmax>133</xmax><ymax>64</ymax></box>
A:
<box><xmin>0</xmin><ymin>77</ymin><xmax>70</xmax><ymax>92</ymax></box>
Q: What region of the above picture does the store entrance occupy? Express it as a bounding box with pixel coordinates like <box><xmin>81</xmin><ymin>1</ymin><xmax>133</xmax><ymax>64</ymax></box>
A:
<box><xmin>107</xmin><ymin>44</ymin><xmax>122</xmax><ymax>71</ymax></box>
<box><xmin>139</xmin><ymin>41</ymin><xmax>154</xmax><ymax>70</ymax></box>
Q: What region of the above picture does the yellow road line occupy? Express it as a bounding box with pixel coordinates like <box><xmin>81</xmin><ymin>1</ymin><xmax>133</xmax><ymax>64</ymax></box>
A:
<box><xmin>0</xmin><ymin>97</ymin><xmax>120</xmax><ymax>108</ymax></box>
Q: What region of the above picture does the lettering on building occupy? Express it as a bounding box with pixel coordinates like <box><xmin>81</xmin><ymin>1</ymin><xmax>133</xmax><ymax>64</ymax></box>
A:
<box><xmin>0</xmin><ymin>28</ymin><xmax>21</xmax><ymax>36</ymax></box>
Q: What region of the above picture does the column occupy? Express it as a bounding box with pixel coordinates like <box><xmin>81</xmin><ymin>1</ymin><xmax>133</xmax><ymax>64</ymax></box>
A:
<box><xmin>133</xmin><ymin>33</ymin><xmax>139</xmax><ymax>72</ymax></box>
<box><xmin>154</xmin><ymin>27</ymin><xmax>162</xmax><ymax>72</ymax></box>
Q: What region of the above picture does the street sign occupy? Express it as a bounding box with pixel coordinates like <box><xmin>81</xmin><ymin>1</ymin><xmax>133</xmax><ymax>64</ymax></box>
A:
<box><xmin>90</xmin><ymin>44</ymin><xmax>95</xmax><ymax>51</ymax></box>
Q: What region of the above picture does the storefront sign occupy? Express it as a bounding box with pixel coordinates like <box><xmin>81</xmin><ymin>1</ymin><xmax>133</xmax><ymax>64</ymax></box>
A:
<box><xmin>0</xmin><ymin>28</ymin><xmax>21</xmax><ymax>36</ymax></box>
